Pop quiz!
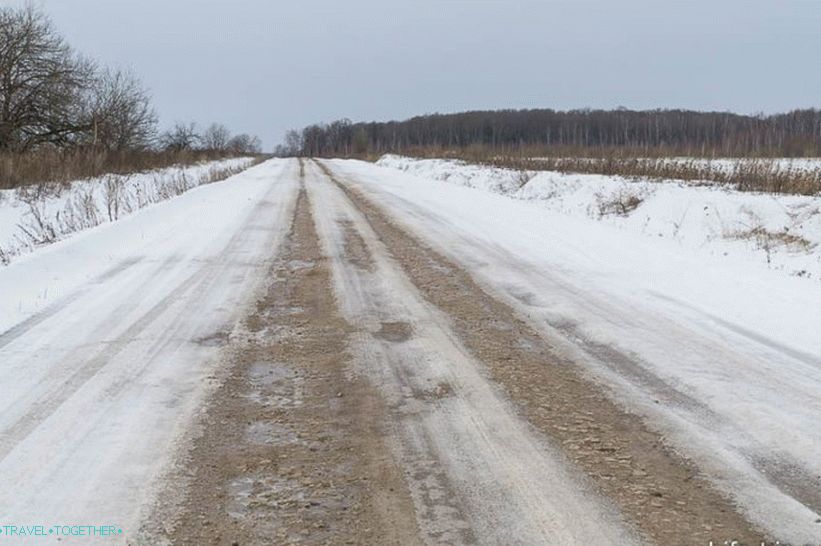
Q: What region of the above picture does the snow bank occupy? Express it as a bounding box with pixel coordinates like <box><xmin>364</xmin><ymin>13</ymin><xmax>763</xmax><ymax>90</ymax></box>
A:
<box><xmin>0</xmin><ymin>158</ymin><xmax>254</xmax><ymax>265</ymax></box>
<box><xmin>377</xmin><ymin>155</ymin><xmax>821</xmax><ymax>280</ymax></box>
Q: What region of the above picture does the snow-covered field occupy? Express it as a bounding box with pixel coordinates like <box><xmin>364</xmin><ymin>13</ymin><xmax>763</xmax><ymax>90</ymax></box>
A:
<box><xmin>335</xmin><ymin>157</ymin><xmax>821</xmax><ymax>543</ymax></box>
<box><xmin>665</xmin><ymin>156</ymin><xmax>821</xmax><ymax>173</ymax></box>
<box><xmin>0</xmin><ymin>157</ymin><xmax>254</xmax><ymax>265</ymax></box>
<box><xmin>379</xmin><ymin>155</ymin><xmax>821</xmax><ymax>281</ymax></box>
<box><xmin>529</xmin><ymin>156</ymin><xmax>821</xmax><ymax>174</ymax></box>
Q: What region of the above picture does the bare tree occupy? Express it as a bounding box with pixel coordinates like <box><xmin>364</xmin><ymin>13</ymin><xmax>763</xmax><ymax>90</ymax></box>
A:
<box><xmin>284</xmin><ymin>129</ymin><xmax>303</xmax><ymax>156</ymax></box>
<box><xmin>227</xmin><ymin>133</ymin><xmax>261</xmax><ymax>154</ymax></box>
<box><xmin>247</xmin><ymin>135</ymin><xmax>262</xmax><ymax>154</ymax></box>
<box><xmin>0</xmin><ymin>5</ymin><xmax>96</xmax><ymax>151</ymax></box>
<box><xmin>291</xmin><ymin>108</ymin><xmax>821</xmax><ymax>157</ymax></box>
<box><xmin>160</xmin><ymin>122</ymin><xmax>200</xmax><ymax>152</ymax></box>
<box><xmin>201</xmin><ymin>123</ymin><xmax>231</xmax><ymax>152</ymax></box>
<box><xmin>85</xmin><ymin>68</ymin><xmax>157</xmax><ymax>151</ymax></box>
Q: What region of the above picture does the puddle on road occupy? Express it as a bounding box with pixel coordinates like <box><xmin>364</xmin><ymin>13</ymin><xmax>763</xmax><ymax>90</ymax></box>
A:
<box><xmin>249</xmin><ymin>361</ymin><xmax>298</xmax><ymax>385</ymax></box>
<box><xmin>226</xmin><ymin>476</ymin><xmax>256</xmax><ymax>519</ymax></box>
<box><xmin>226</xmin><ymin>474</ymin><xmax>300</xmax><ymax>530</ymax></box>
<box><xmin>226</xmin><ymin>469</ymin><xmax>353</xmax><ymax>528</ymax></box>
<box><xmin>244</xmin><ymin>361</ymin><xmax>304</xmax><ymax>409</ymax></box>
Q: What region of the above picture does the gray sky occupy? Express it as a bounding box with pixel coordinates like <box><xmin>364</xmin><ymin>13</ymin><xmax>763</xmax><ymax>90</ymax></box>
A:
<box><xmin>7</xmin><ymin>0</ymin><xmax>821</xmax><ymax>150</ymax></box>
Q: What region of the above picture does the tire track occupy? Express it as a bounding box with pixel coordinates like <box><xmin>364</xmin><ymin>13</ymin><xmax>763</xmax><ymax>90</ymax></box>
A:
<box><xmin>308</xmin><ymin>161</ymin><xmax>641</xmax><ymax>545</ymax></box>
<box><xmin>153</xmin><ymin>166</ymin><xmax>421</xmax><ymax>546</ymax></box>
<box><xmin>315</xmin><ymin>160</ymin><xmax>768</xmax><ymax>546</ymax></box>
<box><xmin>0</xmin><ymin>184</ymin><xmax>284</xmax><ymax>464</ymax></box>
<box><xmin>0</xmin><ymin>256</ymin><xmax>142</xmax><ymax>350</ymax></box>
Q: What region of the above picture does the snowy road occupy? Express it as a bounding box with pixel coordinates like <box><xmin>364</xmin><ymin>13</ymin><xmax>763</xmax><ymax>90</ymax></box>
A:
<box><xmin>325</xmin><ymin>158</ymin><xmax>821</xmax><ymax>544</ymax></box>
<box><xmin>0</xmin><ymin>160</ymin><xmax>299</xmax><ymax>541</ymax></box>
<box><xmin>305</xmin><ymin>161</ymin><xmax>640</xmax><ymax>545</ymax></box>
<box><xmin>1</xmin><ymin>157</ymin><xmax>818</xmax><ymax>544</ymax></box>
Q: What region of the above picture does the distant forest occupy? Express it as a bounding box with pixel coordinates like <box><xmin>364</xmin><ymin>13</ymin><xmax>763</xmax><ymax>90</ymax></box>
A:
<box><xmin>280</xmin><ymin>108</ymin><xmax>821</xmax><ymax>158</ymax></box>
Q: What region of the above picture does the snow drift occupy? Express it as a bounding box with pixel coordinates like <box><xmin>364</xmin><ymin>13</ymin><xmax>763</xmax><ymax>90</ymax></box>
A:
<box><xmin>0</xmin><ymin>158</ymin><xmax>255</xmax><ymax>265</ymax></box>
<box><xmin>377</xmin><ymin>155</ymin><xmax>821</xmax><ymax>281</ymax></box>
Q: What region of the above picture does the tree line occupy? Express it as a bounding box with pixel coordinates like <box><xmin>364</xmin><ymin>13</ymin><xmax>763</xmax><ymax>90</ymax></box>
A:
<box><xmin>0</xmin><ymin>5</ymin><xmax>261</xmax><ymax>157</ymax></box>
<box><xmin>280</xmin><ymin>108</ymin><xmax>821</xmax><ymax>158</ymax></box>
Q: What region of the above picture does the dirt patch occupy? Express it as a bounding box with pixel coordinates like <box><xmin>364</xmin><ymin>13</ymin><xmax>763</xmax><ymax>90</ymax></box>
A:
<box><xmin>151</xmin><ymin>183</ymin><xmax>421</xmax><ymax>545</ymax></box>
<box><xmin>318</xmin><ymin>160</ymin><xmax>769</xmax><ymax>546</ymax></box>
<box><xmin>339</xmin><ymin>218</ymin><xmax>375</xmax><ymax>271</ymax></box>
<box><xmin>373</xmin><ymin>321</ymin><xmax>413</xmax><ymax>343</ymax></box>
<box><xmin>413</xmin><ymin>381</ymin><xmax>453</xmax><ymax>401</ymax></box>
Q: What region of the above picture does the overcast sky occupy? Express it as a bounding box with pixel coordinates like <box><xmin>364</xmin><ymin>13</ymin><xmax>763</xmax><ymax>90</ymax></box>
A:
<box><xmin>7</xmin><ymin>0</ymin><xmax>820</xmax><ymax>149</ymax></box>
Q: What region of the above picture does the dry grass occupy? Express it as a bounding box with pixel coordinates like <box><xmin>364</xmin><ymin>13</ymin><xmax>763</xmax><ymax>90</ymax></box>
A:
<box><xmin>487</xmin><ymin>156</ymin><xmax>821</xmax><ymax>196</ymax></box>
<box><xmin>731</xmin><ymin>226</ymin><xmax>814</xmax><ymax>251</ymax></box>
<box><xmin>201</xmin><ymin>159</ymin><xmax>263</xmax><ymax>184</ymax></box>
<box><xmin>399</xmin><ymin>146</ymin><xmax>821</xmax><ymax>196</ymax></box>
<box><xmin>728</xmin><ymin>226</ymin><xmax>815</xmax><ymax>265</ymax></box>
<box><xmin>0</xmin><ymin>149</ymin><xmax>259</xmax><ymax>190</ymax></box>
<box><xmin>1</xmin><ymin>157</ymin><xmax>262</xmax><ymax>265</ymax></box>
<box><xmin>596</xmin><ymin>190</ymin><xmax>645</xmax><ymax>217</ymax></box>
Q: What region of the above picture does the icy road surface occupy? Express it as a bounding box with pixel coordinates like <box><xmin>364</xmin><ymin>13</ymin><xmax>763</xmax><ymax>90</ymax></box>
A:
<box><xmin>0</xmin><ymin>160</ymin><xmax>298</xmax><ymax>539</ymax></box>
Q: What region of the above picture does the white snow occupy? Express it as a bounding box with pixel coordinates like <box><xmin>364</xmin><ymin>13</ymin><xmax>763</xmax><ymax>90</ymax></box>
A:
<box><xmin>333</xmin><ymin>157</ymin><xmax>821</xmax><ymax>543</ymax></box>
<box><xmin>0</xmin><ymin>157</ymin><xmax>255</xmax><ymax>265</ymax></box>
<box><xmin>378</xmin><ymin>155</ymin><xmax>821</xmax><ymax>281</ymax></box>
<box><xmin>0</xmin><ymin>159</ymin><xmax>297</xmax><ymax>541</ymax></box>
